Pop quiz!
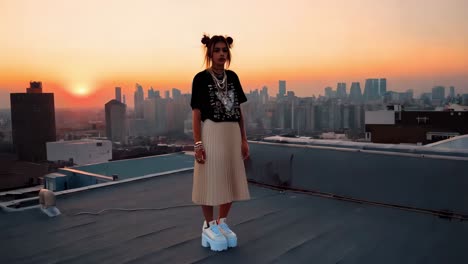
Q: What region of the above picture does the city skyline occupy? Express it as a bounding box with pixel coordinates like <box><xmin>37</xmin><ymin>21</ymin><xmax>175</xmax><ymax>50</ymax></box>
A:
<box><xmin>1</xmin><ymin>0</ymin><xmax>467</xmax><ymax>108</ymax></box>
<box><xmin>0</xmin><ymin>79</ymin><xmax>463</xmax><ymax>110</ymax></box>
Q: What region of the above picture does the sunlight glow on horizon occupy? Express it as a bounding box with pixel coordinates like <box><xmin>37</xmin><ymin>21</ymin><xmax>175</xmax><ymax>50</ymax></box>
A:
<box><xmin>71</xmin><ymin>85</ymin><xmax>92</xmax><ymax>97</ymax></box>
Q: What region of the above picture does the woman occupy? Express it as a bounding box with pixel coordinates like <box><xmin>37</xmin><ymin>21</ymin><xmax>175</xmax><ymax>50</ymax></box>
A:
<box><xmin>190</xmin><ymin>34</ymin><xmax>250</xmax><ymax>251</ymax></box>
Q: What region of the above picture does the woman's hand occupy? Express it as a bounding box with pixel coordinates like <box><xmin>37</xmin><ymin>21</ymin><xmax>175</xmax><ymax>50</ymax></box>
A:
<box><xmin>195</xmin><ymin>147</ymin><xmax>206</xmax><ymax>164</ymax></box>
<box><xmin>241</xmin><ymin>140</ymin><xmax>249</xmax><ymax>160</ymax></box>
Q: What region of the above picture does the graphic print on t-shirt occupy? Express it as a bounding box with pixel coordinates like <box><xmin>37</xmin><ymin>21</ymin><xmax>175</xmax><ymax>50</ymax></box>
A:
<box><xmin>208</xmin><ymin>81</ymin><xmax>241</xmax><ymax>121</ymax></box>
<box><xmin>215</xmin><ymin>89</ymin><xmax>234</xmax><ymax>111</ymax></box>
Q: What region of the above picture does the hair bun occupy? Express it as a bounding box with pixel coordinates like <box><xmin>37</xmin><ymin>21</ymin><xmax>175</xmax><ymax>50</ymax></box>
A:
<box><xmin>201</xmin><ymin>35</ymin><xmax>210</xmax><ymax>46</ymax></box>
<box><xmin>226</xmin><ymin>36</ymin><xmax>233</xmax><ymax>45</ymax></box>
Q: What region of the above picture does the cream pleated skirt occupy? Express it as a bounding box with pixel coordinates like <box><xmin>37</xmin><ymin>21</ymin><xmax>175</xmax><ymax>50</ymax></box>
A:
<box><xmin>192</xmin><ymin>119</ymin><xmax>250</xmax><ymax>206</ymax></box>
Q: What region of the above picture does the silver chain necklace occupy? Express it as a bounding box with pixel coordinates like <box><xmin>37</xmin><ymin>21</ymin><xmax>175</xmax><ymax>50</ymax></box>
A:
<box><xmin>208</xmin><ymin>69</ymin><xmax>234</xmax><ymax>111</ymax></box>
<box><xmin>209</xmin><ymin>69</ymin><xmax>227</xmax><ymax>91</ymax></box>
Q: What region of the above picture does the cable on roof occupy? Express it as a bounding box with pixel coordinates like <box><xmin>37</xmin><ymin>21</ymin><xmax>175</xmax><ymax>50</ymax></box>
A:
<box><xmin>71</xmin><ymin>204</ymin><xmax>198</xmax><ymax>216</ymax></box>
<box><xmin>69</xmin><ymin>192</ymin><xmax>282</xmax><ymax>216</ymax></box>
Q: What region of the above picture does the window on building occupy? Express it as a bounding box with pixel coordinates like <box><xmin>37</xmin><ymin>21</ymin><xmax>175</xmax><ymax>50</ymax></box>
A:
<box><xmin>365</xmin><ymin>132</ymin><xmax>372</xmax><ymax>141</ymax></box>
<box><xmin>416</xmin><ymin>116</ymin><xmax>429</xmax><ymax>124</ymax></box>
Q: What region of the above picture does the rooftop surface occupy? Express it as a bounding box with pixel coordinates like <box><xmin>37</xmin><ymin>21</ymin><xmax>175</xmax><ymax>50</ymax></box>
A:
<box><xmin>1</xmin><ymin>170</ymin><xmax>468</xmax><ymax>264</ymax></box>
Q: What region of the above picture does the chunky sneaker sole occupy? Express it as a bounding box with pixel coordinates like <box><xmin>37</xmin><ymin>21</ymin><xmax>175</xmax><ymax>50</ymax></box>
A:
<box><xmin>201</xmin><ymin>220</ymin><xmax>228</xmax><ymax>251</ymax></box>
<box><xmin>201</xmin><ymin>233</ymin><xmax>228</xmax><ymax>251</ymax></box>
<box><xmin>217</xmin><ymin>218</ymin><xmax>237</xmax><ymax>248</ymax></box>
<box><xmin>225</xmin><ymin>236</ymin><xmax>237</xmax><ymax>248</ymax></box>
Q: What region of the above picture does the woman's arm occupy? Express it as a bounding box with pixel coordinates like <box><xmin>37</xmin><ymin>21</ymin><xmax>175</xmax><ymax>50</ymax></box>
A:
<box><xmin>192</xmin><ymin>109</ymin><xmax>202</xmax><ymax>143</ymax></box>
<box><xmin>192</xmin><ymin>109</ymin><xmax>206</xmax><ymax>163</ymax></box>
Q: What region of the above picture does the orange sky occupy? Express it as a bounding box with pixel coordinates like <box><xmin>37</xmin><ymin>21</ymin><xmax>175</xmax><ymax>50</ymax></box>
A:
<box><xmin>1</xmin><ymin>0</ymin><xmax>467</xmax><ymax>108</ymax></box>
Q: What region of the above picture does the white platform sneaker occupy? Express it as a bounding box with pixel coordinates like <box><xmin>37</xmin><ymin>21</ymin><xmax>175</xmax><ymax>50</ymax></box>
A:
<box><xmin>217</xmin><ymin>218</ymin><xmax>237</xmax><ymax>248</ymax></box>
<box><xmin>201</xmin><ymin>220</ymin><xmax>228</xmax><ymax>251</ymax></box>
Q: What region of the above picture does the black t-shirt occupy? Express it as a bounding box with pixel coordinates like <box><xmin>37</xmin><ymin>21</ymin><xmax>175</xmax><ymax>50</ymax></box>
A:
<box><xmin>190</xmin><ymin>69</ymin><xmax>247</xmax><ymax>122</ymax></box>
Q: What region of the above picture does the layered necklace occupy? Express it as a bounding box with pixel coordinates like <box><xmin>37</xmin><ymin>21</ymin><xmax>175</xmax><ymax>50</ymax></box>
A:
<box><xmin>209</xmin><ymin>68</ymin><xmax>234</xmax><ymax>111</ymax></box>
<box><xmin>209</xmin><ymin>68</ymin><xmax>227</xmax><ymax>90</ymax></box>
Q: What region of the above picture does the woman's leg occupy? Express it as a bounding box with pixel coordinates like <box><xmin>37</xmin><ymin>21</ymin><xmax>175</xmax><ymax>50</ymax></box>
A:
<box><xmin>202</xmin><ymin>205</ymin><xmax>214</xmax><ymax>224</ymax></box>
<box><xmin>219</xmin><ymin>202</ymin><xmax>232</xmax><ymax>219</ymax></box>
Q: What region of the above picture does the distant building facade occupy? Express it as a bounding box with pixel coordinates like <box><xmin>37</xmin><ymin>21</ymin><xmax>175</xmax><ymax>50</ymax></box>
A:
<box><xmin>10</xmin><ymin>81</ymin><xmax>56</xmax><ymax>162</ymax></box>
<box><xmin>172</xmin><ymin>88</ymin><xmax>181</xmax><ymax>99</ymax></box>
<box><xmin>105</xmin><ymin>99</ymin><xmax>127</xmax><ymax>144</ymax></box>
<box><xmin>449</xmin><ymin>86</ymin><xmax>455</xmax><ymax>99</ymax></box>
<box><xmin>365</xmin><ymin>105</ymin><xmax>468</xmax><ymax>144</ymax></box>
<box><xmin>363</xmin><ymin>78</ymin><xmax>386</xmax><ymax>102</ymax></box>
<box><xmin>134</xmin><ymin>84</ymin><xmax>144</xmax><ymax>118</ymax></box>
<box><xmin>278</xmin><ymin>80</ymin><xmax>286</xmax><ymax>98</ymax></box>
<box><xmin>336</xmin><ymin>82</ymin><xmax>347</xmax><ymax>99</ymax></box>
<box><xmin>349</xmin><ymin>82</ymin><xmax>363</xmax><ymax>103</ymax></box>
<box><xmin>324</xmin><ymin>86</ymin><xmax>333</xmax><ymax>98</ymax></box>
<box><xmin>431</xmin><ymin>86</ymin><xmax>445</xmax><ymax>106</ymax></box>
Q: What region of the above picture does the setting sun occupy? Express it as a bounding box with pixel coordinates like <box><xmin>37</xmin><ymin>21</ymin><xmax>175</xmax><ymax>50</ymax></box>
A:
<box><xmin>71</xmin><ymin>85</ymin><xmax>91</xmax><ymax>97</ymax></box>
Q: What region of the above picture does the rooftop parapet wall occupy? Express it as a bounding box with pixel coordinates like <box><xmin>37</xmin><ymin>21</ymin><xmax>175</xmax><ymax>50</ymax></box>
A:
<box><xmin>247</xmin><ymin>141</ymin><xmax>468</xmax><ymax>215</ymax></box>
<box><xmin>263</xmin><ymin>136</ymin><xmax>468</xmax><ymax>157</ymax></box>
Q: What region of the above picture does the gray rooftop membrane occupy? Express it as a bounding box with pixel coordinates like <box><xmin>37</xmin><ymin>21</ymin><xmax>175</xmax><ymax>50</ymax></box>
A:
<box><xmin>1</xmin><ymin>171</ymin><xmax>467</xmax><ymax>264</ymax></box>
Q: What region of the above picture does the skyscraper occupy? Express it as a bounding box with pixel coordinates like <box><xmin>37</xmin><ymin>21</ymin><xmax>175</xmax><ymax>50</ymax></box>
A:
<box><xmin>336</xmin><ymin>83</ymin><xmax>347</xmax><ymax>99</ymax></box>
<box><xmin>379</xmin><ymin>78</ymin><xmax>387</xmax><ymax>96</ymax></box>
<box><xmin>156</xmin><ymin>97</ymin><xmax>168</xmax><ymax>134</ymax></box>
<box><xmin>364</xmin><ymin>79</ymin><xmax>377</xmax><ymax>101</ymax></box>
<box><xmin>115</xmin><ymin>87</ymin><xmax>122</xmax><ymax>102</ymax></box>
<box><xmin>350</xmin><ymin>104</ymin><xmax>364</xmax><ymax>130</ymax></box>
<box><xmin>260</xmin><ymin>86</ymin><xmax>269</xmax><ymax>104</ymax></box>
<box><xmin>105</xmin><ymin>99</ymin><xmax>127</xmax><ymax>144</ymax></box>
<box><xmin>278</xmin><ymin>80</ymin><xmax>286</xmax><ymax>98</ymax></box>
<box><xmin>165</xmin><ymin>90</ymin><xmax>170</xmax><ymax>99</ymax></box>
<box><xmin>134</xmin><ymin>84</ymin><xmax>144</xmax><ymax>118</ymax></box>
<box><xmin>363</xmin><ymin>78</ymin><xmax>386</xmax><ymax>101</ymax></box>
<box><xmin>10</xmin><ymin>81</ymin><xmax>56</xmax><ymax>162</ymax></box>
<box><xmin>148</xmin><ymin>87</ymin><xmax>156</xmax><ymax>99</ymax></box>
<box><xmin>449</xmin><ymin>86</ymin><xmax>455</xmax><ymax>98</ymax></box>
<box><xmin>172</xmin><ymin>88</ymin><xmax>182</xmax><ymax>99</ymax></box>
<box><xmin>349</xmin><ymin>82</ymin><xmax>363</xmax><ymax>103</ymax></box>
<box><xmin>432</xmin><ymin>86</ymin><xmax>445</xmax><ymax>106</ymax></box>
<box><xmin>324</xmin><ymin>87</ymin><xmax>333</xmax><ymax>98</ymax></box>
<box><xmin>432</xmin><ymin>86</ymin><xmax>445</xmax><ymax>100</ymax></box>
<box><xmin>143</xmin><ymin>97</ymin><xmax>157</xmax><ymax>135</ymax></box>
<box><xmin>406</xmin><ymin>89</ymin><xmax>414</xmax><ymax>100</ymax></box>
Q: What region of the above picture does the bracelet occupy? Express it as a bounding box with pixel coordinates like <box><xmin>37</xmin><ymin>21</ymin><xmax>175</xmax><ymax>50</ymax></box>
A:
<box><xmin>194</xmin><ymin>141</ymin><xmax>204</xmax><ymax>151</ymax></box>
<box><xmin>194</xmin><ymin>146</ymin><xmax>204</xmax><ymax>151</ymax></box>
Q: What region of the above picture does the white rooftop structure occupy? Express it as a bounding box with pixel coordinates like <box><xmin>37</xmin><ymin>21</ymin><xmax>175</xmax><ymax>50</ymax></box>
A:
<box><xmin>46</xmin><ymin>139</ymin><xmax>112</xmax><ymax>165</ymax></box>
<box><xmin>446</xmin><ymin>104</ymin><xmax>468</xmax><ymax>112</ymax></box>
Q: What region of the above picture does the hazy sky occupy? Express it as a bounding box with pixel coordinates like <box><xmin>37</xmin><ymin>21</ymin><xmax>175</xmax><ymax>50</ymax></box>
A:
<box><xmin>1</xmin><ymin>0</ymin><xmax>467</xmax><ymax>108</ymax></box>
